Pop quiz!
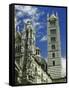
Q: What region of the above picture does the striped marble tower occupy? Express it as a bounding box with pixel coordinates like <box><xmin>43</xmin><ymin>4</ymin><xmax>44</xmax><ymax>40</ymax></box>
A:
<box><xmin>47</xmin><ymin>12</ymin><xmax>61</xmax><ymax>79</ymax></box>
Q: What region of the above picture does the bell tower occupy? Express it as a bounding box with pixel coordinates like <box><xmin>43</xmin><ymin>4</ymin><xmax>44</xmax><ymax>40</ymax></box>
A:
<box><xmin>47</xmin><ymin>12</ymin><xmax>61</xmax><ymax>79</ymax></box>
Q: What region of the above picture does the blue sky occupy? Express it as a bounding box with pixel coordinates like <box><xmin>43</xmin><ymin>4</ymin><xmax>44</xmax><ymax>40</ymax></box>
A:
<box><xmin>15</xmin><ymin>5</ymin><xmax>67</xmax><ymax>59</ymax></box>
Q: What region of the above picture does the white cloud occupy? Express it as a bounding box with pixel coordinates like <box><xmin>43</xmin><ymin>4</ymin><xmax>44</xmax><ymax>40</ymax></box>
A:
<box><xmin>35</xmin><ymin>22</ymin><xmax>40</xmax><ymax>26</ymax></box>
<box><xmin>40</xmin><ymin>36</ymin><xmax>47</xmax><ymax>41</ymax></box>
<box><xmin>33</xmin><ymin>22</ymin><xmax>40</xmax><ymax>28</ymax></box>
<box><xmin>16</xmin><ymin>20</ymin><xmax>21</xmax><ymax>26</ymax></box>
<box><xmin>61</xmin><ymin>58</ymin><xmax>66</xmax><ymax>77</ymax></box>
<box><xmin>36</xmin><ymin>32</ymin><xmax>42</xmax><ymax>38</ymax></box>
<box><xmin>16</xmin><ymin>11</ymin><xmax>23</xmax><ymax>17</ymax></box>
<box><xmin>23</xmin><ymin>6</ymin><xmax>32</xmax><ymax>12</ymax></box>
<box><xmin>15</xmin><ymin>5</ymin><xmax>46</xmax><ymax>33</ymax></box>
<box><xmin>23</xmin><ymin>18</ymin><xmax>31</xmax><ymax>23</ymax></box>
<box><xmin>38</xmin><ymin>25</ymin><xmax>44</xmax><ymax>29</ymax></box>
<box><xmin>15</xmin><ymin>5</ymin><xmax>44</xmax><ymax>22</ymax></box>
<box><xmin>15</xmin><ymin>5</ymin><xmax>41</xmax><ymax>30</ymax></box>
<box><xmin>15</xmin><ymin>5</ymin><xmax>38</xmax><ymax>17</ymax></box>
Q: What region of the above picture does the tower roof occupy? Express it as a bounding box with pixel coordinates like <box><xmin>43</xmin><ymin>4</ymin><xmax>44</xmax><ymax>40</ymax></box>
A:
<box><xmin>27</xmin><ymin>20</ymin><xmax>32</xmax><ymax>24</ymax></box>
<box><xmin>25</xmin><ymin>19</ymin><xmax>32</xmax><ymax>25</ymax></box>
<box><xmin>36</xmin><ymin>47</ymin><xmax>40</xmax><ymax>50</ymax></box>
<box><xmin>50</xmin><ymin>14</ymin><xmax>56</xmax><ymax>19</ymax></box>
<box><xmin>49</xmin><ymin>13</ymin><xmax>57</xmax><ymax>21</ymax></box>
